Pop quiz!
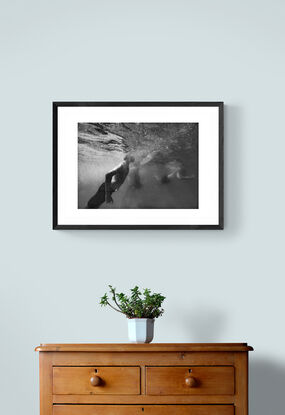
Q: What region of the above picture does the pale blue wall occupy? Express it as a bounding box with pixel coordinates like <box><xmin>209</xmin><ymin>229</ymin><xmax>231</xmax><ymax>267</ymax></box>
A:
<box><xmin>0</xmin><ymin>1</ymin><xmax>284</xmax><ymax>414</ymax></box>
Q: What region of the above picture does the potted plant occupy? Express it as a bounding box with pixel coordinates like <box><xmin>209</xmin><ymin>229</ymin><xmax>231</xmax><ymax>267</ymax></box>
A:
<box><xmin>100</xmin><ymin>285</ymin><xmax>166</xmax><ymax>343</ymax></box>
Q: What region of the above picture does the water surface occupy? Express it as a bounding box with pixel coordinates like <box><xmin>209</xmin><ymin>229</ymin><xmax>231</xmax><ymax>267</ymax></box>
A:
<box><xmin>78</xmin><ymin>123</ymin><xmax>198</xmax><ymax>209</ymax></box>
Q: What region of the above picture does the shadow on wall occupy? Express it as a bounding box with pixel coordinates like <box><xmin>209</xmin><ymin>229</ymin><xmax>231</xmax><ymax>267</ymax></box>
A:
<box><xmin>183</xmin><ymin>307</ymin><xmax>284</xmax><ymax>413</ymax></box>
<box><xmin>224</xmin><ymin>104</ymin><xmax>244</xmax><ymax>234</ymax></box>
<box><xmin>183</xmin><ymin>306</ymin><xmax>228</xmax><ymax>341</ymax></box>
<box><xmin>250</xmin><ymin>358</ymin><xmax>285</xmax><ymax>415</ymax></box>
<box><xmin>173</xmin><ymin>307</ymin><xmax>284</xmax><ymax>413</ymax></box>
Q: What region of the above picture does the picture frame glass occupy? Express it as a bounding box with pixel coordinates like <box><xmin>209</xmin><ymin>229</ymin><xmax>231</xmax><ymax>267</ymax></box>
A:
<box><xmin>54</xmin><ymin>103</ymin><xmax>223</xmax><ymax>229</ymax></box>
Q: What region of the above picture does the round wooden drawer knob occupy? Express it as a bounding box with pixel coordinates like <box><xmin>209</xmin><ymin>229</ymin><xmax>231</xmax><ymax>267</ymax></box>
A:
<box><xmin>185</xmin><ymin>376</ymin><xmax>197</xmax><ymax>387</ymax></box>
<box><xmin>90</xmin><ymin>375</ymin><xmax>101</xmax><ymax>386</ymax></box>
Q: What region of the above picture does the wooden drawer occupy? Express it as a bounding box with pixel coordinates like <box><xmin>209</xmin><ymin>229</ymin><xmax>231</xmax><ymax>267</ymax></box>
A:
<box><xmin>53</xmin><ymin>367</ymin><xmax>140</xmax><ymax>395</ymax></box>
<box><xmin>146</xmin><ymin>367</ymin><xmax>234</xmax><ymax>395</ymax></box>
<box><xmin>53</xmin><ymin>405</ymin><xmax>234</xmax><ymax>415</ymax></box>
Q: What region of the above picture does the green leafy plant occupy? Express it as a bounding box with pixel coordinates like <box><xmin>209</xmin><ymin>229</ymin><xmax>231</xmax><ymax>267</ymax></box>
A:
<box><xmin>100</xmin><ymin>285</ymin><xmax>166</xmax><ymax>319</ymax></box>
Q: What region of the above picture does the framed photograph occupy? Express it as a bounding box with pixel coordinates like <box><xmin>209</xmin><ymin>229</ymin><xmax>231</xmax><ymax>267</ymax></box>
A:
<box><xmin>53</xmin><ymin>102</ymin><xmax>223</xmax><ymax>229</ymax></box>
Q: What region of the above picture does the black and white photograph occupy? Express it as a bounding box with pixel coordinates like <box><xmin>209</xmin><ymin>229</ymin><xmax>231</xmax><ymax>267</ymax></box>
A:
<box><xmin>78</xmin><ymin>123</ymin><xmax>198</xmax><ymax>210</ymax></box>
<box><xmin>53</xmin><ymin>102</ymin><xmax>223</xmax><ymax>229</ymax></box>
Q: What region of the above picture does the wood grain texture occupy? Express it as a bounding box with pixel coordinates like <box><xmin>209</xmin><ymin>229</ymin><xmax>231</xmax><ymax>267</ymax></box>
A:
<box><xmin>53</xmin><ymin>395</ymin><xmax>234</xmax><ymax>405</ymax></box>
<box><xmin>50</xmin><ymin>351</ymin><xmax>236</xmax><ymax>366</ymax></box>
<box><xmin>35</xmin><ymin>344</ymin><xmax>252</xmax><ymax>415</ymax></box>
<box><xmin>53</xmin><ymin>405</ymin><xmax>234</xmax><ymax>415</ymax></box>
<box><xmin>146</xmin><ymin>367</ymin><xmax>234</xmax><ymax>396</ymax></box>
<box><xmin>39</xmin><ymin>353</ymin><xmax>53</xmax><ymax>415</ymax></box>
<box><xmin>234</xmin><ymin>352</ymin><xmax>248</xmax><ymax>415</ymax></box>
<box><xmin>53</xmin><ymin>407</ymin><xmax>142</xmax><ymax>415</ymax></box>
<box><xmin>53</xmin><ymin>367</ymin><xmax>140</xmax><ymax>395</ymax></box>
<box><xmin>36</xmin><ymin>343</ymin><xmax>253</xmax><ymax>352</ymax></box>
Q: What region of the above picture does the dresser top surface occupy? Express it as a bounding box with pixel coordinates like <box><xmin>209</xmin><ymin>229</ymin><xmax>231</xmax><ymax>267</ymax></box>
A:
<box><xmin>35</xmin><ymin>343</ymin><xmax>253</xmax><ymax>352</ymax></box>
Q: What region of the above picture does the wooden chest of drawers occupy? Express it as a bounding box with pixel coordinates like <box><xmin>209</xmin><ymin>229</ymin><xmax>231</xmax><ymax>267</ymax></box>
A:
<box><xmin>36</xmin><ymin>343</ymin><xmax>253</xmax><ymax>415</ymax></box>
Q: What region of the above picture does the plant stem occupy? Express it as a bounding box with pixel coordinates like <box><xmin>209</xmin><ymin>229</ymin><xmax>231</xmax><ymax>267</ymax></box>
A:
<box><xmin>109</xmin><ymin>287</ymin><xmax>125</xmax><ymax>313</ymax></box>
<box><xmin>107</xmin><ymin>301</ymin><xmax>125</xmax><ymax>315</ymax></box>
<box><xmin>113</xmin><ymin>296</ymin><xmax>125</xmax><ymax>312</ymax></box>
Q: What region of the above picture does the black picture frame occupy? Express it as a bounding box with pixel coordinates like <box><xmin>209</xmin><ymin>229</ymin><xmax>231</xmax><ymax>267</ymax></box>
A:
<box><xmin>53</xmin><ymin>102</ymin><xmax>224</xmax><ymax>230</ymax></box>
